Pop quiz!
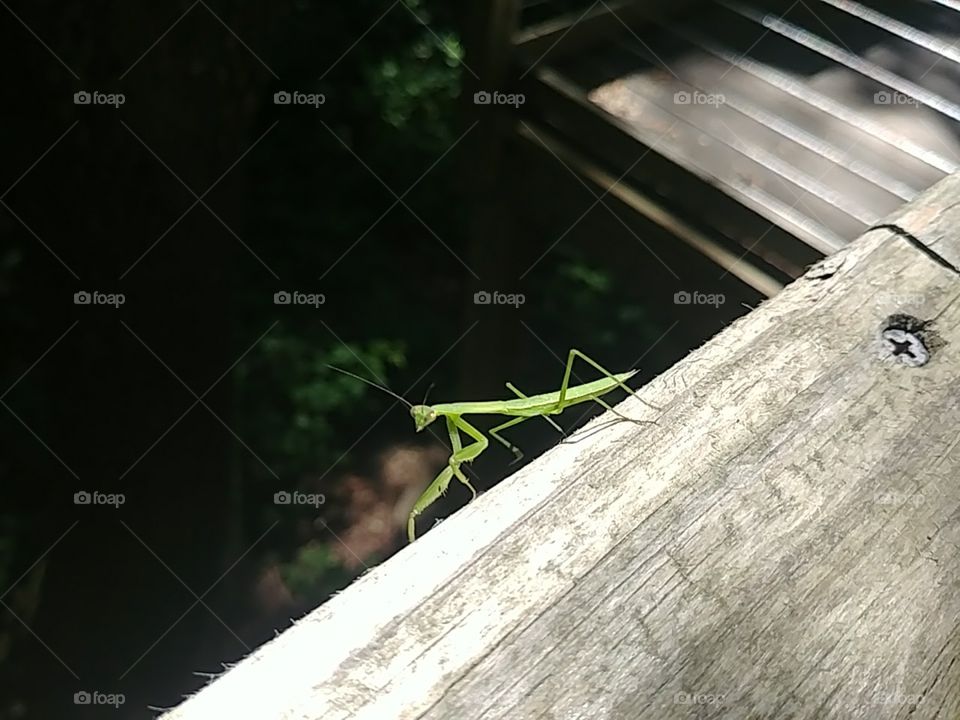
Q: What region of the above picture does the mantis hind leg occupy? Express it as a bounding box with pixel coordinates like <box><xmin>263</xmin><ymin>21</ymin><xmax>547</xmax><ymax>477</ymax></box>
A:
<box><xmin>492</xmin><ymin>381</ymin><xmax>566</xmax><ymax>465</ymax></box>
<box><xmin>488</xmin><ymin>414</ymin><xmax>530</xmax><ymax>465</ymax></box>
<box><xmin>506</xmin><ymin>382</ymin><xmax>565</xmax><ymax>436</ymax></box>
<box><xmin>557</xmin><ymin>348</ymin><xmax>660</xmax><ymax>423</ymax></box>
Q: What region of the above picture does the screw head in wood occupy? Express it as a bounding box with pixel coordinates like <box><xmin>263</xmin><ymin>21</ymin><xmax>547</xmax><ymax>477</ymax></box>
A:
<box><xmin>880</xmin><ymin>314</ymin><xmax>931</xmax><ymax>367</ymax></box>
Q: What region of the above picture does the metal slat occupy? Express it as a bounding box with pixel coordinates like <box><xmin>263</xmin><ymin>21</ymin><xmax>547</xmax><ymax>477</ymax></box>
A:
<box><xmin>571</xmin><ymin>69</ymin><xmax>859</xmax><ymax>248</ymax></box>
<box><xmin>819</xmin><ymin>0</ymin><xmax>960</xmax><ymax>65</ymax></box>
<box><xmin>601</xmin><ymin>71</ymin><xmax>885</xmax><ymax>225</ymax></box>
<box><xmin>931</xmin><ymin>0</ymin><xmax>960</xmax><ymax>13</ymax></box>
<box><xmin>666</xmin><ymin>24</ymin><xmax>959</xmax><ymax>175</ymax></box>
<box><xmin>676</xmin><ymin>90</ymin><xmax>918</xmax><ymax>202</ymax></box>
<box><xmin>719</xmin><ymin>0</ymin><xmax>960</xmax><ymax>123</ymax></box>
<box><xmin>530</xmin><ymin>67</ymin><xmax>825</xmax><ymax>275</ymax></box>
<box><xmin>516</xmin><ymin>121</ymin><xmax>787</xmax><ymax>296</ymax></box>
<box><xmin>528</xmin><ymin>0</ymin><xmax>960</xmax><ymax>267</ymax></box>
<box><xmin>614</xmin><ymin>39</ymin><xmax>919</xmax><ymax>202</ymax></box>
<box><xmin>725</xmin><ymin>182</ymin><xmax>847</xmax><ymax>254</ymax></box>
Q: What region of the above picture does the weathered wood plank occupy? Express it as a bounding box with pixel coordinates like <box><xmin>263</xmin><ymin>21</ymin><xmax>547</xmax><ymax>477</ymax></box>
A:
<box><xmin>163</xmin><ymin>173</ymin><xmax>960</xmax><ymax>719</ymax></box>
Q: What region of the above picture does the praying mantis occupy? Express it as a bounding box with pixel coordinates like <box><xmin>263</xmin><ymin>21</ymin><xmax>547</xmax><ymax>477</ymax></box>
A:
<box><xmin>329</xmin><ymin>349</ymin><xmax>658</xmax><ymax>541</ymax></box>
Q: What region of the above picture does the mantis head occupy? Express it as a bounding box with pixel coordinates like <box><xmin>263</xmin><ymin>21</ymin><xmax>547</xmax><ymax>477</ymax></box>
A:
<box><xmin>410</xmin><ymin>405</ymin><xmax>438</xmax><ymax>432</ymax></box>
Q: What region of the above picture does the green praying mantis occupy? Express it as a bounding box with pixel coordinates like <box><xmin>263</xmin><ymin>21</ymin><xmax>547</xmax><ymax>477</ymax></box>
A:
<box><xmin>329</xmin><ymin>349</ymin><xmax>659</xmax><ymax>541</ymax></box>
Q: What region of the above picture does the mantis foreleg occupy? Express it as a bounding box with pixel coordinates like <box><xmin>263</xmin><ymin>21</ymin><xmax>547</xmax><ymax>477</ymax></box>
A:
<box><xmin>407</xmin><ymin>464</ymin><xmax>455</xmax><ymax>542</ymax></box>
<box><xmin>449</xmin><ymin>415</ymin><xmax>488</xmax><ymax>465</ymax></box>
<box><xmin>408</xmin><ymin>415</ymin><xmax>487</xmax><ymax>540</ymax></box>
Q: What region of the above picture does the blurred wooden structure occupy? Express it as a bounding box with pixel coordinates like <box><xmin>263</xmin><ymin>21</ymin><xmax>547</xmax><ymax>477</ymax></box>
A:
<box><xmin>163</xmin><ymin>170</ymin><xmax>960</xmax><ymax>719</ymax></box>
<box><xmin>500</xmin><ymin>0</ymin><xmax>960</xmax><ymax>294</ymax></box>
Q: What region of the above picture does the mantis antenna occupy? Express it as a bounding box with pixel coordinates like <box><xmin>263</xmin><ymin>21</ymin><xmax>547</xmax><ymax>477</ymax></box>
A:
<box><xmin>325</xmin><ymin>365</ymin><xmax>414</xmax><ymax>409</ymax></box>
<box><xmin>422</xmin><ymin>382</ymin><xmax>436</xmax><ymax>406</ymax></box>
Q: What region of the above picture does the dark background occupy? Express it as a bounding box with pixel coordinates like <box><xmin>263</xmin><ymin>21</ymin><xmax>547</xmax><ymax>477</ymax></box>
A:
<box><xmin>0</xmin><ymin>1</ymin><xmax>749</xmax><ymax>717</ymax></box>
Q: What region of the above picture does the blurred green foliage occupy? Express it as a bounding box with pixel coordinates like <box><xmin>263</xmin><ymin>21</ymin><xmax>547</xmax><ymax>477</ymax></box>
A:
<box><xmin>277</xmin><ymin>542</ymin><xmax>361</xmax><ymax>605</ymax></box>
<box><xmin>540</xmin><ymin>250</ymin><xmax>662</xmax><ymax>355</ymax></box>
<box><xmin>366</xmin><ymin>33</ymin><xmax>463</xmax><ymax>135</ymax></box>
<box><xmin>237</xmin><ymin>336</ymin><xmax>406</xmax><ymax>478</ymax></box>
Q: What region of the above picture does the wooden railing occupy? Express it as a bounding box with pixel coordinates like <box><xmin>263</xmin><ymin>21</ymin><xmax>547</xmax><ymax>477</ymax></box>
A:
<box><xmin>162</xmin><ymin>171</ymin><xmax>960</xmax><ymax>719</ymax></box>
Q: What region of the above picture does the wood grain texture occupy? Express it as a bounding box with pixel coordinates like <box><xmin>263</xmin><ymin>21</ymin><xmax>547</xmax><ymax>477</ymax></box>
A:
<box><xmin>163</xmin><ymin>174</ymin><xmax>960</xmax><ymax>719</ymax></box>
